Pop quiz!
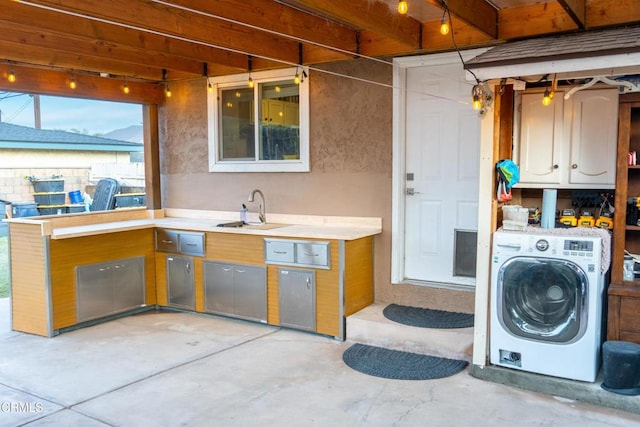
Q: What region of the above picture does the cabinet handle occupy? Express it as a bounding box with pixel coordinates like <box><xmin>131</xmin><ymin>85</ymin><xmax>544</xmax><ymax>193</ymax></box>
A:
<box><xmin>306</xmin><ymin>276</ymin><xmax>311</xmax><ymax>289</ymax></box>
<box><xmin>222</xmin><ymin>267</ymin><xmax>232</xmax><ymax>272</ymax></box>
<box><xmin>236</xmin><ymin>269</ymin><xmax>246</xmax><ymax>273</ymax></box>
<box><xmin>162</xmin><ymin>239</ymin><xmax>173</xmax><ymax>244</ymax></box>
<box><xmin>553</xmin><ymin>164</ymin><xmax>559</xmax><ymax>169</ymax></box>
<box><xmin>184</xmin><ymin>242</ymin><xmax>197</xmax><ymax>246</ymax></box>
<box><xmin>572</xmin><ymin>163</ymin><xmax>578</xmax><ymax>169</ymax></box>
<box><xmin>273</xmin><ymin>250</ymin><xmax>289</xmax><ymax>255</ymax></box>
<box><xmin>304</xmin><ymin>252</ymin><xmax>319</xmax><ymax>257</ymax></box>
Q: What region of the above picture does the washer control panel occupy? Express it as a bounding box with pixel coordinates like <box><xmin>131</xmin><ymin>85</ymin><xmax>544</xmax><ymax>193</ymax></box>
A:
<box><xmin>563</xmin><ymin>239</ymin><xmax>594</xmax><ymax>252</ymax></box>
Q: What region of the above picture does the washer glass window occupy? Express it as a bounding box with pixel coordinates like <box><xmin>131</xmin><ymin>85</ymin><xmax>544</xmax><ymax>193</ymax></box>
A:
<box><xmin>498</xmin><ymin>257</ymin><xmax>588</xmax><ymax>343</ymax></box>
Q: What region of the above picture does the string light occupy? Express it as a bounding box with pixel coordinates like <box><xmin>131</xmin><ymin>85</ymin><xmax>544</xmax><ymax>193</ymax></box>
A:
<box><xmin>123</xmin><ymin>81</ymin><xmax>130</xmax><ymax>94</ymax></box>
<box><xmin>542</xmin><ymin>74</ymin><xmax>557</xmax><ymax>106</ymax></box>
<box><xmin>207</xmin><ymin>80</ymin><xmax>213</xmax><ymax>93</ymax></box>
<box><xmin>69</xmin><ymin>77</ymin><xmax>76</xmax><ymax>89</ymax></box>
<box><xmin>542</xmin><ymin>87</ymin><xmax>552</xmax><ymax>106</ymax></box>
<box><xmin>472</xmin><ymin>85</ymin><xmax>483</xmax><ymax>110</ymax></box>
<box><xmin>398</xmin><ymin>0</ymin><xmax>408</xmax><ymax>15</ymax></box>
<box><xmin>294</xmin><ymin>70</ymin><xmax>300</xmax><ymax>85</ymax></box>
<box><xmin>8</xmin><ymin>69</ymin><xmax>16</xmax><ymax>83</ymax></box>
<box><xmin>162</xmin><ymin>68</ymin><xmax>171</xmax><ymax>97</ymax></box>
<box><xmin>247</xmin><ymin>55</ymin><xmax>254</xmax><ymax>88</ymax></box>
<box><xmin>439</xmin><ymin>0</ymin><xmax>450</xmax><ymax>35</ymax></box>
<box><xmin>440</xmin><ymin>15</ymin><xmax>450</xmax><ymax>35</ymax></box>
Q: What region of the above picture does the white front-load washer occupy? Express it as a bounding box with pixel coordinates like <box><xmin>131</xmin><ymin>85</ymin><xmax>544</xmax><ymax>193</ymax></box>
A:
<box><xmin>490</xmin><ymin>229</ymin><xmax>606</xmax><ymax>382</ymax></box>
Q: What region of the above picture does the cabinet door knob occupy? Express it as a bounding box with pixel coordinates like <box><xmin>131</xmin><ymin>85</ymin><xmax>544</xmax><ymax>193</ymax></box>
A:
<box><xmin>553</xmin><ymin>164</ymin><xmax>559</xmax><ymax>169</ymax></box>
<box><xmin>572</xmin><ymin>163</ymin><xmax>578</xmax><ymax>169</ymax></box>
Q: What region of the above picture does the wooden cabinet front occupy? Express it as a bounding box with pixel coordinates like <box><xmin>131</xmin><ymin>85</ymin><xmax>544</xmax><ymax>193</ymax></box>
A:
<box><xmin>49</xmin><ymin>229</ymin><xmax>156</xmax><ymax>331</ymax></box>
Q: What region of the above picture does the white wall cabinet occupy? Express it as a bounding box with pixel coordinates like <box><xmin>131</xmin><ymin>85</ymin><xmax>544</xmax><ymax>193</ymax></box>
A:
<box><xmin>515</xmin><ymin>88</ymin><xmax>618</xmax><ymax>189</ymax></box>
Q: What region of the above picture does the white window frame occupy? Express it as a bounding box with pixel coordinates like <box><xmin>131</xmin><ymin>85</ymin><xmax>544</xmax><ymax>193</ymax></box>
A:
<box><xmin>207</xmin><ymin>67</ymin><xmax>310</xmax><ymax>172</ymax></box>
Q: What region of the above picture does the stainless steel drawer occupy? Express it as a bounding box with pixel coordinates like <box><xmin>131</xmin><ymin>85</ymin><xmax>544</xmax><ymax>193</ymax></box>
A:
<box><xmin>296</xmin><ymin>242</ymin><xmax>329</xmax><ymax>268</ymax></box>
<box><xmin>265</xmin><ymin>240</ymin><xmax>295</xmax><ymax>263</ymax></box>
<box><xmin>179</xmin><ymin>232</ymin><xmax>205</xmax><ymax>257</ymax></box>
<box><xmin>156</xmin><ymin>229</ymin><xmax>179</xmax><ymax>253</ymax></box>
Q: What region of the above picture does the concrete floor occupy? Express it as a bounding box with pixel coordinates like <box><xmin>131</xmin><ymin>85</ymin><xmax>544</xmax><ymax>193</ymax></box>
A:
<box><xmin>1</xmin><ymin>298</ymin><xmax>639</xmax><ymax>427</ymax></box>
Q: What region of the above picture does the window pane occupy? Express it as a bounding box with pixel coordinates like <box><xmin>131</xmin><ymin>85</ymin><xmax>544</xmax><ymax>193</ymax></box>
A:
<box><xmin>220</xmin><ymin>87</ymin><xmax>255</xmax><ymax>160</ymax></box>
<box><xmin>259</xmin><ymin>80</ymin><xmax>300</xmax><ymax>160</ymax></box>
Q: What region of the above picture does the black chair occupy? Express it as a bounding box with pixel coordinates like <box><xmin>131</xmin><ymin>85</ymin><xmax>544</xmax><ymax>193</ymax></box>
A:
<box><xmin>90</xmin><ymin>178</ymin><xmax>120</xmax><ymax>211</ymax></box>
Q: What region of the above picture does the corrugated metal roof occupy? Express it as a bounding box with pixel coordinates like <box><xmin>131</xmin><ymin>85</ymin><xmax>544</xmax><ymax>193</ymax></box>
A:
<box><xmin>466</xmin><ymin>25</ymin><xmax>640</xmax><ymax>68</ymax></box>
<box><xmin>0</xmin><ymin>122</ymin><xmax>143</xmax><ymax>151</ymax></box>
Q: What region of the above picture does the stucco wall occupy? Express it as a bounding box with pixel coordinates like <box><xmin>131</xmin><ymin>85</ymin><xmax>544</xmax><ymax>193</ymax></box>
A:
<box><xmin>159</xmin><ymin>59</ymin><xmax>474</xmax><ymax>313</ymax></box>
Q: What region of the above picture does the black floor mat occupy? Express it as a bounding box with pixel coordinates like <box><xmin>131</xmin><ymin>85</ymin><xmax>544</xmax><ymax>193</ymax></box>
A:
<box><xmin>383</xmin><ymin>303</ymin><xmax>474</xmax><ymax>329</ymax></box>
<box><xmin>342</xmin><ymin>343</ymin><xmax>468</xmax><ymax>380</ymax></box>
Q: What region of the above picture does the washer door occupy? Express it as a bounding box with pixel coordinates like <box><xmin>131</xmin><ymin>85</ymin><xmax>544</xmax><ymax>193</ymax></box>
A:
<box><xmin>497</xmin><ymin>257</ymin><xmax>588</xmax><ymax>343</ymax></box>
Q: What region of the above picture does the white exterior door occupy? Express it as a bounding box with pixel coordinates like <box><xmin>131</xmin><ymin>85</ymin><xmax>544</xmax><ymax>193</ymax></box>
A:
<box><xmin>397</xmin><ymin>54</ymin><xmax>482</xmax><ymax>287</ymax></box>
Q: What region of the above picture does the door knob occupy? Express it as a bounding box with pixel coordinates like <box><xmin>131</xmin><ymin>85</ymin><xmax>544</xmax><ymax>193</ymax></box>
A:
<box><xmin>406</xmin><ymin>187</ymin><xmax>421</xmax><ymax>196</ymax></box>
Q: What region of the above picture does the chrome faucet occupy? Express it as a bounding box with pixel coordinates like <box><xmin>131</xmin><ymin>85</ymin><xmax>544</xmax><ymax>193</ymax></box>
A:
<box><xmin>248</xmin><ymin>189</ymin><xmax>266</xmax><ymax>224</ymax></box>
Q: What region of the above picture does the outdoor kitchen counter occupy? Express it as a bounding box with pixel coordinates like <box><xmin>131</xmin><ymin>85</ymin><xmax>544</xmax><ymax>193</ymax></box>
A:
<box><xmin>17</xmin><ymin>208</ymin><xmax>382</xmax><ymax>241</ymax></box>
<box><xmin>8</xmin><ymin>208</ymin><xmax>381</xmax><ymax>338</ymax></box>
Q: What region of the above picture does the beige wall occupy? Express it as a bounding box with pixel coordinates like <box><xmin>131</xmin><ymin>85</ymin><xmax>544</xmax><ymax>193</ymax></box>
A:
<box><xmin>159</xmin><ymin>59</ymin><xmax>474</xmax><ymax>313</ymax></box>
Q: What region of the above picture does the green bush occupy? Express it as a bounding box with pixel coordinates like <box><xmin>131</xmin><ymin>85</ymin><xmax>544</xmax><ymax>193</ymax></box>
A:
<box><xmin>0</xmin><ymin>236</ymin><xmax>8</xmax><ymax>298</ymax></box>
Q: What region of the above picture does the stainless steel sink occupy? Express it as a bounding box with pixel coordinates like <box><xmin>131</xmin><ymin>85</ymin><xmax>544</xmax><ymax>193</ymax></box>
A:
<box><xmin>216</xmin><ymin>221</ymin><xmax>287</xmax><ymax>230</ymax></box>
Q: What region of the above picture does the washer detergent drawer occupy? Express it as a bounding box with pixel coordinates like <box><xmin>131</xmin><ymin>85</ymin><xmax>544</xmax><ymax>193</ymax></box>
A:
<box><xmin>497</xmin><ymin>257</ymin><xmax>588</xmax><ymax>343</ymax></box>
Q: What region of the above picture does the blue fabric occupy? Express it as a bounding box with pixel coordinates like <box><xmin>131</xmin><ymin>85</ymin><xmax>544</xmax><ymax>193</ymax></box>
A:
<box><xmin>497</xmin><ymin>159</ymin><xmax>520</xmax><ymax>188</ymax></box>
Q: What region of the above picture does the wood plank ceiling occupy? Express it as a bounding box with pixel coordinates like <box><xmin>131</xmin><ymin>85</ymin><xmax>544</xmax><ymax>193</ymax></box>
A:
<box><xmin>1</xmin><ymin>0</ymin><xmax>639</xmax><ymax>103</ymax></box>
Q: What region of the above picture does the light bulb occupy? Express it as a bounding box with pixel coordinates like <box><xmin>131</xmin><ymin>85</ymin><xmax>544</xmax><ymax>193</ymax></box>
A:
<box><xmin>398</xmin><ymin>0</ymin><xmax>408</xmax><ymax>15</ymax></box>
<box><xmin>542</xmin><ymin>88</ymin><xmax>552</xmax><ymax>106</ymax></box>
<box><xmin>123</xmin><ymin>83</ymin><xmax>130</xmax><ymax>94</ymax></box>
<box><xmin>8</xmin><ymin>70</ymin><xmax>16</xmax><ymax>83</ymax></box>
<box><xmin>165</xmin><ymin>85</ymin><xmax>172</xmax><ymax>98</ymax></box>
<box><xmin>294</xmin><ymin>72</ymin><xmax>300</xmax><ymax>85</ymax></box>
<box><xmin>248</xmin><ymin>76</ymin><xmax>254</xmax><ymax>88</ymax></box>
<box><xmin>440</xmin><ymin>18</ymin><xmax>450</xmax><ymax>35</ymax></box>
<box><xmin>207</xmin><ymin>82</ymin><xmax>213</xmax><ymax>93</ymax></box>
<box><xmin>471</xmin><ymin>84</ymin><xmax>484</xmax><ymax>110</ymax></box>
<box><xmin>472</xmin><ymin>95</ymin><xmax>482</xmax><ymax>110</ymax></box>
<box><xmin>69</xmin><ymin>78</ymin><xmax>76</xmax><ymax>89</ymax></box>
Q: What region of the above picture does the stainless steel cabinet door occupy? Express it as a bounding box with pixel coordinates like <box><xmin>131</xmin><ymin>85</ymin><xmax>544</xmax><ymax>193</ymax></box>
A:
<box><xmin>233</xmin><ymin>264</ymin><xmax>267</xmax><ymax>322</ymax></box>
<box><xmin>77</xmin><ymin>262</ymin><xmax>113</xmax><ymax>322</ymax></box>
<box><xmin>167</xmin><ymin>256</ymin><xmax>194</xmax><ymax>310</ymax></box>
<box><xmin>278</xmin><ymin>268</ymin><xmax>315</xmax><ymax>331</ymax></box>
<box><xmin>204</xmin><ymin>261</ymin><xmax>235</xmax><ymax>315</ymax></box>
<box><xmin>113</xmin><ymin>256</ymin><xmax>145</xmax><ymax>312</ymax></box>
<box><xmin>77</xmin><ymin>256</ymin><xmax>146</xmax><ymax>323</ymax></box>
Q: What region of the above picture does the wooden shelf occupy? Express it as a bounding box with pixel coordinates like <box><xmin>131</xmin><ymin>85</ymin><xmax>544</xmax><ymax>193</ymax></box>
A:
<box><xmin>609</xmin><ymin>95</ymin><xmax>640</xmax><ymax>344</ymax></box>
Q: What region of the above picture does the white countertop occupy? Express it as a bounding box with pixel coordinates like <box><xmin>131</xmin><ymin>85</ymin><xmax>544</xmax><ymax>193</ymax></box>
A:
<box><xmin>46</xmin><ymin>210</ymin><xmax>382</xmax><ymax>241</ymax></box>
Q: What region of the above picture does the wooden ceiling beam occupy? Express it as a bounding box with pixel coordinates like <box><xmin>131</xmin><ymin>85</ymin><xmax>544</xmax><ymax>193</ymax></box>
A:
<box><xmin>0</xmin><ymin>22</ymin><xmax>205</xmax><ymax>76</ymax></box>
<box><xmin>167</xmin><ymin>0</ymin><xmax>358</xmax><ymax>58</ymax></box>
<box><xmin>420</xmin><ymin>18</ymin><xmax>494</xmax><ymax>52</ymax></box>
<box><xmin>0</xmin><ymin>64</ymin><xmax>164</xmax><ymax>104</ymax></box>
<box><xmin>18</xmin><ymin>0</ymin><xmax>299</xmax><ymax>65</ymax></box>
<box><xmin>587</xmin><ymin>0</ymin><xmax>640</xmax><ymax>28</ymax></box>
<box><xmin>498</xmin><ymin>3</ymin><xmax>579</xmax><ymax>40</ymax></box>
<box><xmin>0</xmin><ymin>40</ymin><xmax>193</xmax><ymax>82</ymax></box>
<box><xmin>426</xmin><ymin>0</ymin><xmax>498</xmax><ymax>39</ymax></box>
<box><xmin>282</xmin><ymin>0</ymin><xmax>422</xmax><ymax>50</ymax></box>
<box><xmin>557</xmin><ymin>0</ymin><xmax>586</xmax><ymax>29</ymax></box>
<box><xmin>4</xmin><ymin>1</ymin><xmax>248</xmax><ymax>77</ymax></box>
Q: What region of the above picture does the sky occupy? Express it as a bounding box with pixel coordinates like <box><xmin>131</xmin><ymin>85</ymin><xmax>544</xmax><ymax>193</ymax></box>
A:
<box><xmin>0</xmin><ymin>91</ymin><xmax>143</xmax><ymax>136</ymax></box>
